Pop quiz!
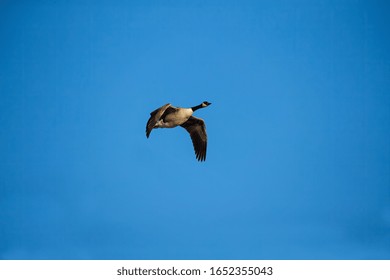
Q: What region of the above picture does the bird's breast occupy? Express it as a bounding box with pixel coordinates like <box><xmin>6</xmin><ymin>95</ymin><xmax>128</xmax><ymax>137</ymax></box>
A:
<box><xmin>162</xmin><ymin>108</ymin><xmax>193</xmax><ymax>126</ymax></box>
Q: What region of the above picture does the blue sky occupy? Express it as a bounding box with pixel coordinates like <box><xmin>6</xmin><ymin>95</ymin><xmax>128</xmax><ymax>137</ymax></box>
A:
<box><xmin>0</xmin><ymin>0</ymin><xmax>389</xmax><ymax>259</ymax></box>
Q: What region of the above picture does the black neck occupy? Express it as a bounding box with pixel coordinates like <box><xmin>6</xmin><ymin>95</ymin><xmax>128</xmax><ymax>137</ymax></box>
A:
<box><xmin>191</xmin><ymin>104</ymin><xmax>203</xmax><ymax>111</ymax></box>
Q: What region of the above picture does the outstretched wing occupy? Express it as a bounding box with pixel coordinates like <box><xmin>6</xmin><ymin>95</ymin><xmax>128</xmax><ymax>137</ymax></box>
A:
<box><xmin>146</xmin><ymin>103</ymin><xmax>172</xmax><ymax>138</ymax></box>
<box><xmin>180</xmin><ymin>116</ymin><xmax>208</xmax><ymax>161</ymax></box>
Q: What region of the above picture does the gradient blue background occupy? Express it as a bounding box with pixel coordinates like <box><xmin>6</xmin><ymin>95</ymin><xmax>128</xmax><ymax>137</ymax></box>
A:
<box><xmin>1</xmin><ymin>0</ymin><xmax>389</xmax><ymax>259</ymax></box>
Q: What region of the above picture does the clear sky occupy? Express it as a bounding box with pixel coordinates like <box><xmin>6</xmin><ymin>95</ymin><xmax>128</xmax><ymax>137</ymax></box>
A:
<box><xmin>1</xmin><ymin>0</ymin><xmax>389</xmax><ymax>259</ymax></box>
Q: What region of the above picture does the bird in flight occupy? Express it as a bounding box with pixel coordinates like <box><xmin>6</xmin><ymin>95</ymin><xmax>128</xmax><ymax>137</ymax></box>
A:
<box><xmin>146</xmin><ymin>101</ymin><xmax>212</xmax><ymax>161</ymax></box>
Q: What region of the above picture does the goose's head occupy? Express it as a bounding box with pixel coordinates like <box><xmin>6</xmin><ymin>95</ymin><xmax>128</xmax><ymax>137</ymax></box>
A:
<box><xmin>202</xmin><ymin>101</ymin><xmax>212</xmax><ymax>107</ymax></box>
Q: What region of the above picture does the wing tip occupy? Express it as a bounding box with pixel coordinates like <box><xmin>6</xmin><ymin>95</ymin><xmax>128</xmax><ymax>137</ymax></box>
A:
<box><xmin>195</xmin><ymin>150</ymin><xmax>207</xmax><ymax>162</ymax></box>
<box><xmin>146</xmin><ymin>129</ymin><xmax>151</xmax><ymax>138</ymax></box>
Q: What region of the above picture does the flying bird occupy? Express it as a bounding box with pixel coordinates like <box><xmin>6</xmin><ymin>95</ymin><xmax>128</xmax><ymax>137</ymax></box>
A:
<box><xmin>146</xmin><ymin>101</ymin><xmax>212</xmax><ymax>161</ymax></box>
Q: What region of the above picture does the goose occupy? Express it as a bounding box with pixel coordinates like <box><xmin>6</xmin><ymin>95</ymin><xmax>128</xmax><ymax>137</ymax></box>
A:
<box><xmin>146</xmin><ymin>101</ymin><xmax>212</xmax><ymax>161</ymax></box>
